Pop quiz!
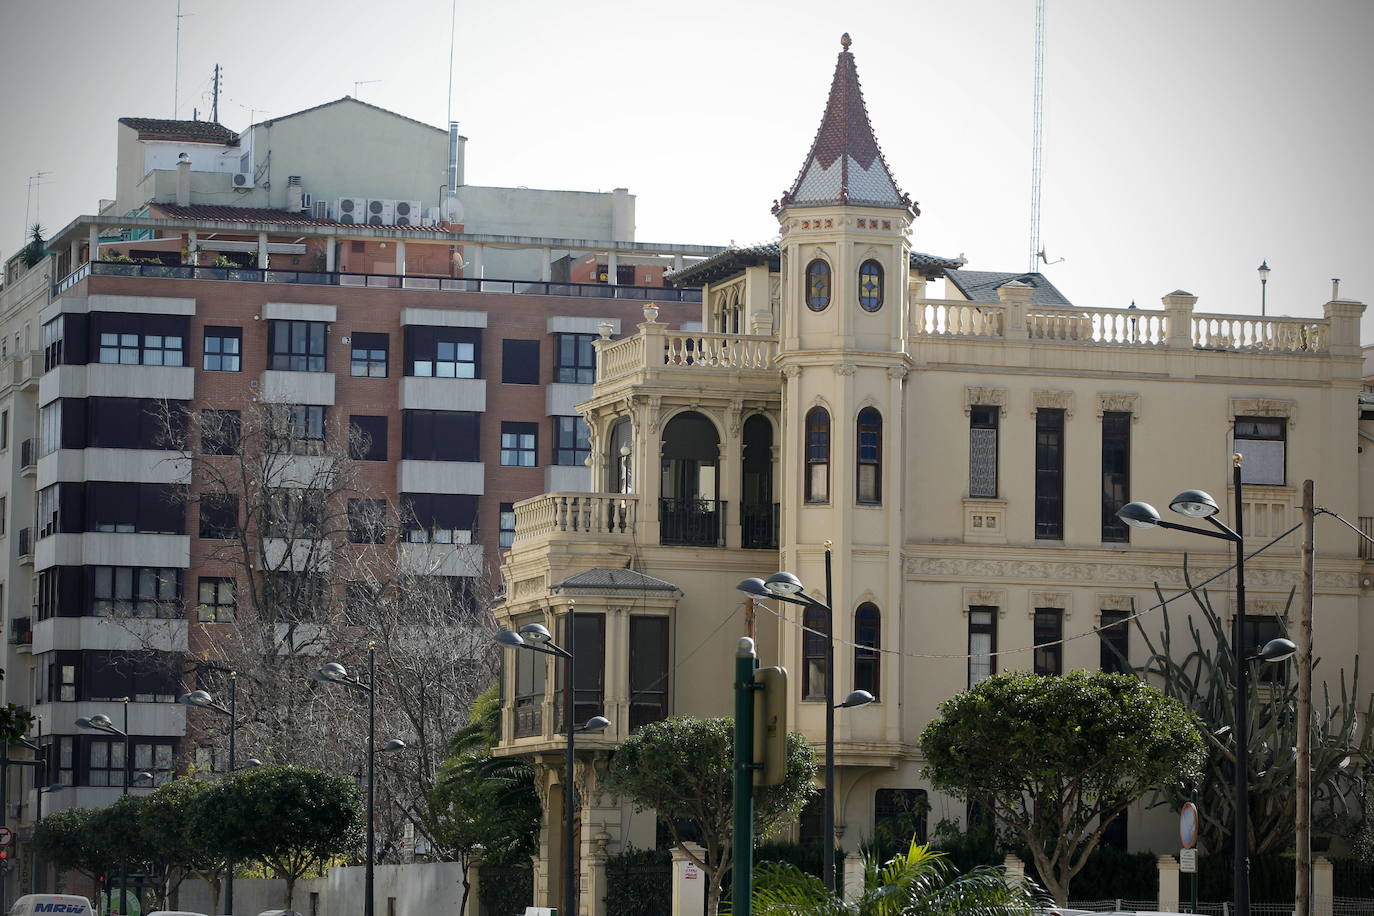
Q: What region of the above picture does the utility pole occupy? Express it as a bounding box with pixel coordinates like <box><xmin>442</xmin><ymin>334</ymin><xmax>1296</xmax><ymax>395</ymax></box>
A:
<box><xmin>1296</xmin><ymin>480</ymin><xmax>1315</xmax><ymax>916</ymax></box>
<box><xmin>211</xmin><ymin>64</ymin><xmax>221</xmax><ymax>123</ymax></box>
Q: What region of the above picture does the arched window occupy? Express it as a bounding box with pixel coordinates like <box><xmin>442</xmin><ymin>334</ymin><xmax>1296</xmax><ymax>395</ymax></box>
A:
<box><xmin>805</xmin><ymin>407</ymin><xmax>830</xmax><ymax>503</ymax></box>
<box><xmin>854</xmin><ymin>602</ymin><xmax>881</xmax><ymax>698</ymax></box>
<box><xmin>858</xmin><ymin>259</ymin><xmax>884</xmax><ymax>312</ymax></box>
<box><xmin>806</xmin><ymin>260</ymin><xmax>832</xmax><ymax>311</ymax></box>
<box><xmin>802</xmin><ymin>605</ymin><xmax>828</xmax><ymax>700</ymax></box>
<box><xmin>857</xmin><ymin>407</ymin><xmax>882</xmax><ymax>504</ymax></box>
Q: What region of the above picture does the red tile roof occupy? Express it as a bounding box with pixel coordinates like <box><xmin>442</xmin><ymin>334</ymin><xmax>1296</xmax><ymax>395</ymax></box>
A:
<box><xmin>118</xmin><ymin>117</ymin><xmax>239</xmax><ymax>144</ymax></box>
<box><xmin>151</xmin><ymin>204</ymin><xmax>338</xmax><ymax>225</ymax></box>
<box><xmin>776</xmin><ymin>34</ymin><xmax>913</xmax><ymax>214</ymax></box>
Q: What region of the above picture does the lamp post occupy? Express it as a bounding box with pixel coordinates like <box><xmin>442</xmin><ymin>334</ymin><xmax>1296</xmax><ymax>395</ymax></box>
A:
<box><xmin>32</xmin><ymin>782</ymin><xmax>63</xmax><ymax>894</ymax></box>
<box><xmin>312</xmin><ymin>648</ymin><xmax>406</xmax><ymax>916</ymax></box>
<box><xmin>181</xmin><ymin>673</ymin><xmax>239</xmax><ymax>914</ymax></box>
<box><xmin>1117</xmin><ymin>458</ymin><xmax>1296</xmax><ymax>916</ymax></box>
<box><xmin>76</xmin><ymin>698</ymin><xmax>136</xmax><ymax>915</ymax></box>
<box><xmin>1258</xmin><ymin>261</ymin><xmax>1270</xmax><ymax>317</ymax></box>
<box><xmin>737</xmin><ymin>545</ymin><xmax>875</xmax><ymax>895</ymax></box>
<box><xmin>494</xmin><ymin>605</ymin><xmax>611</xmax><ymax>916</ymax></box>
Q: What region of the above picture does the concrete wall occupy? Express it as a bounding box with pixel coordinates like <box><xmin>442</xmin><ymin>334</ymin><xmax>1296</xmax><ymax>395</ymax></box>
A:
<box><xmin>178</xmin><ymin>863</ymin><xmax>468</xmax><ymax>916</ymax></box>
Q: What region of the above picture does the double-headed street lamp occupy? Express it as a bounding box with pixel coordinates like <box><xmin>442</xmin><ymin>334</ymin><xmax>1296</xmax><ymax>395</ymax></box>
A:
<box><xmin>737</xmin><ymin>546</ymin><xmax>875</xmax><ymax>895</ymax></box>
<box><xmin>1118</xmin><ymin>458</ymin><xmax>1296</xmax><ymax>916</ymax></box>
<box><xmin>181</xmin><ymin>675</ymin><xmax>244</xmax><ymax>914</ymax></box>
<box><xmin>76</xmin><ymin>701</ymin><xmax>154</xmax><ymax>915</ymax></box>
<box><xmin>495</xmin><ymin>607</ymin><xmax>611</xmax><ymax>916</ymax></box>
<box><xmin>312</xmin><ymin>649</ymin><xmax>406</xmax><ymax>916</ymax></box>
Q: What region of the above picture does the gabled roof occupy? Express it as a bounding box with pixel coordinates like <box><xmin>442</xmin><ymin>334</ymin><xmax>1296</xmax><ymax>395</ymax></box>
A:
<box><xmin>552</xmin><ymin>568</ymin><xmax>681</xmax><ymax>594</ymax></box>
<box><xmin>667</xmin><ymin>242</ymin><xmax>964</xmax><ymax>288</ymax></box>
<box><xmin>945</xmin><ymin>269</ymin><xmax>1074</xmax><ymax>307</ymax></box>
<box><xmin>118</xmin><ymin>117</ymin><xmax>239</xmax><ymax>145</ymax></box>
<box><xmin>253</xmin><ymin>97</ymin><xmax>447</xmax><ymax>135</ymax></box>
<box><xmin>150</xmin><ymin>204</ymin><xmax>339</xmax><ymax>226</ymax></box>
<box><xmin>776</xmin><ymin>34</ymin><xmax>912</xmax><ymax>214</ymax></box>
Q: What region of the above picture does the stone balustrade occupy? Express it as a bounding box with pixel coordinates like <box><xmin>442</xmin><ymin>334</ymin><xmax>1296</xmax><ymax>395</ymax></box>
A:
<box><xmin>513</xmin><ymin>492</ymin><xmax>637</xmax><ymax>542</ymax></box>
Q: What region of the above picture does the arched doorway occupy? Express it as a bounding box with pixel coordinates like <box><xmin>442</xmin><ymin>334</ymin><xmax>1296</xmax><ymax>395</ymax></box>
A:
<box><xmin>659</xmin><ymin>411</ymin><xmax>721</xmax><ymax>546</ymax></box>
<box><xmin>741</xmin><ymin>414</ymin><xmax>777</xmax><ymax>548</ymax></box>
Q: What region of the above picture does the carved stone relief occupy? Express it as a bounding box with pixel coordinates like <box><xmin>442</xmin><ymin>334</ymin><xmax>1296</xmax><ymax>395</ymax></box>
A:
<box><xmin>1098</xmin><ymin>594</ymin><xmax>1136</xmax><ymax>612</ymax></box>
<box><xmin>887</xmin><ymin>365</ymin><xmax>909</xmax><ymax>381</ymax></box>
<box><xmin>1098</xmin><ymin>393</ymin><xmax>1139</xmax><ymax>420</ymax></box>
<box><xmin>1230</xmin><ymin>397</ymin><xmax>1297</xmax><ymax>426</ymax></box>
<box><xmin>1032</xmin><ymin>389</ymin><xmax>1075</xmax><ymax>417</ymax></box>
<box><xmin>908</xmin><ymin>556</ymin><xmax>1357</xmax><ymax>590</ymax></box>
<box><xmin>964</xmin><ymin>386</ymin><xmax>1008</xmax><ymax>417</ymax></box>
<box><xmin>1030</xmin><ymin>591</ymin><xmax>1071</xmax><ymax>617</ymax></box>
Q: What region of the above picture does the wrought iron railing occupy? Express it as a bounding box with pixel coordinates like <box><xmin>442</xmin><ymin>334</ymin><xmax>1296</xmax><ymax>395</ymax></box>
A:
<box><xmin>741</xmin><ymin>502</ymin><xmax>779</xmax><ymax>550</ymax></box>
<box><xmin>659</xmin><ymin>498</ymin><xmax>724</xmax><ymax>547</ymax></box>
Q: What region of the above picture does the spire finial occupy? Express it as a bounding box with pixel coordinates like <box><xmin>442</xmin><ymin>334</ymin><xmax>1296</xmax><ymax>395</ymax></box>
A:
<box><xmin>840</xmin><ymin>32</ymin><xmax>852</xmax><ymax>50</ymax></box>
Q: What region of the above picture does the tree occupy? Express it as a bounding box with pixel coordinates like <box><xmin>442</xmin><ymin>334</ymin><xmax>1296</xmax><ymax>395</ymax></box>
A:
<box><xmin>189</xmin><ymin>764</ymin><xmax>362</xmax><ymax>908</ymax></box>
<box><xmin>139</xmin><ymin>778</ymin><xmax>222</xmax><ymax>908</ymax></box>
<box><xmin>744</xmin><ymin>839</ymin><xmax>1042</xmax><ymax>916</ymax></box>
<box><xmin>21</xmin><ymin>224</ymin><xmax>46</xmax><ymax>268</ymax></box>
<box><xmin>426</xmin><ymin>688</ymin><xmax>541</xmax><ymax>914</ymax></box>
<box><xmin>607</xmin><ymin>716</ymin><xmax>817</xmax><ymax>916</ymax></box>
<box><xmin>920</xmin><ymin>670</ymin><xmax>1204</xmax><ymax>904</ymax></box>
<box><xmin>34</xmin><ymin>808</ymin><xmax>109</xmax><ymax>884</ymax></box>
<box><xmin>1132</xmin><ymin>569</ymin><xmax>1373</xmax><ymax>855</ymax></box>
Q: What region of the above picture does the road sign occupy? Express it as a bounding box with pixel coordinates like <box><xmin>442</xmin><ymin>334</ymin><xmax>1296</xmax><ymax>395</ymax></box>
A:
<box><xmin>1179</xmin><ymin>801</ymin><xmax>1199</xmax><ymax>849</ymax></box>
<box><xmin>0</xmin><ymin>826</ymin><xmax>13</xmax><ymax>846</ymax></box>
<box><xmin>1179</xmin><ymin>848</ymin><xmax>1198</xmax><ymax>873</ymax></box>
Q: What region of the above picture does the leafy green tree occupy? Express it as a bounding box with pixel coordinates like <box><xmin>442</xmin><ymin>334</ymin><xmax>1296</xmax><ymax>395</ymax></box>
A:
<box><xmin>607</xmin><ymin>716</ymin><xmax>817</xmax><ymax>916</ymax></box>
<box><xmin>426</xmin><ymin>687</ymin><xmax>540</xmax><ymax>913</ymax></box>
<box><xmin>34</xmin><ymin>807</ymin><xmax>110</xmax><ymax>884</ymax></box>
<box><xmin>743</xmin><ymin>839</ymin><xmax>1042</xmax><ymax>916</ymax></box>
<box><xmin>140</xmin><ymin>778</ymin><xmax>223</xmax><ymax>908</ymax></box>
<box><xmin>920</xmin><ymin>670</ymin><xmax>1204</xmax><ymax>904</ymax></box>
<box><xmin>189</xmin><ymin>764</ymin><xmax>362</xmax><ymax>908</ymax></box>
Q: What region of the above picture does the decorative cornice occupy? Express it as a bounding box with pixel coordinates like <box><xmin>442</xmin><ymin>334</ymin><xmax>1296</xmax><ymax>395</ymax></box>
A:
<box><xmin>964</xmin><ymin>386</ymin><xmax>1008</xmax><ymax>417</ymax></box>
<box><xmin>1231</xmin><ymin>397</ymin><xmax>1297</xmax><ymax>426</ymax></box>
<box><xmin>908</xmin><ymin>556</ymin><xmax>1359</xmax><ymax>591</ymax></box>
<box><xmin>1032</xmin><ymin>389</ymin><xmax>1075</xmax><ymax>418</ymax></box>
<box><xmin>1030</xmin><ymin>591</ymin><xmax>1071</xmax><ymax>617</ymax></box>
<box><xmin>1098</xmin><ymin>393</ymin><xmax>1139</xmax><ymax>421</ymax></box>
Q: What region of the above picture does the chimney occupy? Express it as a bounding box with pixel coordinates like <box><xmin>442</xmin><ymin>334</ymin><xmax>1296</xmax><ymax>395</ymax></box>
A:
<box><xmin>176</xmin><ymin>153</ymin><xmax>192</xmax><ymax>207</ymax></box>
<box><xmin>611</xmin><ymin>188</ymin><xmax>634</xmax><ymax>243</ymax></box>
<box><xmin>287</xmin><ymin>175</ymin><xmax>304</xmax><ymax>213</ymax></box>
<box><xmin>448</xmin><ymin>122</ymin><xmax>465</xmax><ymax>191</ymax></box>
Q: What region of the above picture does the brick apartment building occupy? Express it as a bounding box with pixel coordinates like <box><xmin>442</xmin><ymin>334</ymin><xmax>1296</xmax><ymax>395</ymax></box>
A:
<box><xmin>0</xmin><ymin>100</ymin><xmax>718</xmax><ymax>890</ymax></box>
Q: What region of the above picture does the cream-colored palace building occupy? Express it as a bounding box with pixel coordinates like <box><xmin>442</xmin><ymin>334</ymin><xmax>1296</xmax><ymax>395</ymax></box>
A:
<box><xmin>494</xmin><ymin>37</ymin><xmax>1370</xmax><ymax>911</ymax></box>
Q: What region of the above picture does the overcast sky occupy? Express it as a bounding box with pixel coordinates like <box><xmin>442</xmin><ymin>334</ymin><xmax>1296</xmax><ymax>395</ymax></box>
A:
<box><xmin>3</xmin><ymin>0</ymin><xmax>1372</xmax><ymax>340</ymax></box>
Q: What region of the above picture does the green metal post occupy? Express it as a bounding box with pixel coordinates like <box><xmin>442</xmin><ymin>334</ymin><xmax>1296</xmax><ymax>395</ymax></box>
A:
<box><xmin>1191</xmin><ymin>790</ymin><xmax>1199</xmax><ymax>913</ymax></box>
<box><xmin>733</xmin><ymin>637</ymin><xmax>758</xmax><ymax>916</ymax></box>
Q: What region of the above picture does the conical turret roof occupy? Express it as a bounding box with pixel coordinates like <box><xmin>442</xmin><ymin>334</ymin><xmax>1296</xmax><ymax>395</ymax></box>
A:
<box><xmin>776</xmin><ymin>34</ymin><xmax>914</xmax><ymax>214</ymax></box>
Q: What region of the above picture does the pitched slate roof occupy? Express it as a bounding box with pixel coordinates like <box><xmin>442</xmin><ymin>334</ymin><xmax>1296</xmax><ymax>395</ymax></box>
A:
<box><xmin>118</xmin><ymin>117</ymin><xmax>239</xmax><ymax>144</ymax></box>
<box><xmin>553</xmin><ymin>568</ymin><xmax>681</xmax><ymax>594</ymax></box>
<box><xmin>667</xmin><ymin>243</ymin><xmax>964</xmax><ymax>288</ymax></box>
<box><xmin>776</xmin><ymin>34</ymin><xmax>912</xmax><ymax>214</ymax></box>
<box><xmin>945</xmin><ymin>269</ymin><xmax>1074</xmax><ymax>307</ymax></box>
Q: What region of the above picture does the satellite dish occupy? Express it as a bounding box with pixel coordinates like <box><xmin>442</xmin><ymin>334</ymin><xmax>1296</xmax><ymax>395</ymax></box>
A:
<box><xmin>441</xmin><ymin>195</ymin><xmax>464</xmax><ymax>223</ymax></box>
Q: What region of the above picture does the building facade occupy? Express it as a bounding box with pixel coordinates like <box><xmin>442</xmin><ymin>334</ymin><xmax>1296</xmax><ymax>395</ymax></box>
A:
<box><xmin>493</xmin><ymin>37</ymin><xmax>1371</xmax><ymax>913</ymax></box>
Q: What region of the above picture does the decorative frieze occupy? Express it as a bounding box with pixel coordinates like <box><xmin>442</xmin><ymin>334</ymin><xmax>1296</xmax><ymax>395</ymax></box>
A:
<box><xmin>964</xmin><ymin>386</ymin><xmax>1008</xmax><ymax>417</ymax></box>
<box><xmin>962</xmin><ymin>586</ymin><xmax>1006</xmax><ymax>614</ymax></box>
<box><xmin>1029</xmin><ymin>591</ymin><xmax>1071</xmax><ymax>617</ymax></box>
<box><xmin>1098</xmin><ymin>393</ymin><xmax>1139</xmax><ymax>420</ymax></box>
<box><xmin>1230</xmin><ymin>397</ymin><xmax>1297</xmax><ymax>426</ymax></box>
<box><xmin>1031</xmin><ymin>389</ymin><xmax>1075</xmax><ymax>417</ymax></box>
<box><xmin>905</xmin><ymin>556</ymin><xmax>1358</xmax><ymax>590</ymax></box>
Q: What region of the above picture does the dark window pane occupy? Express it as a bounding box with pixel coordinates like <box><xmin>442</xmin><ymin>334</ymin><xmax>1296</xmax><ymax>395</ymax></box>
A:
<box><xmin>502</xmin><ymin>339</ymin><xmax>540</xmax><ymax>384</ymax></box>
<box><xmin>802</xmin><ymin>605</ymin><xmax>828</xmax><ymax>700</ymax></box>
<box><xmin>854</xmin><ymin>603</ymin><xmax>880</xmax><ymax>698</ymax></box>
<box><xmin>501</xmin><ymin>421</ymin><xmax>538</xmax><ymax>467</ymax></box>
<box><xmin>629</xmin><ymin>616</ymin><xmax>669</xmax><ymax>730</ymax></box>
<box><xmin>350</xmin><ymin>332</ymin><xmax>388</xmax><ymax>378</ymax></box>
<box><xmin>269</xmin><ymin>320</ymin><xmax>327</xmax><ymax>372</ymax></box>
<box><xmin>1100</xmin><ymin>609</ymin><xmax>1131</xmax><ymax>674</ymax></box>
<box><xmin>203</xmin><ymin>326</ymin><xmax>242</xmax><ymax>372</ymax></box>
<box><xmin>969</xmin><ymin>405</ymin><xmax>999</xmax><ymax>498</ymax></box>
<box><xmin>554</xmin><ymin>416</ymin><xmax>590</xmax><ymax>466</ymax></box>
<box><xmin>199</xmin><ymin>494</ymin><xmax>239</xmax><ymax>540</ymax></box>
<box><xmin>1035</xmin><ymin>409</ymin><xmax>1064</xmax><ymax>539</ymax></box>
<box><xmin>349</xmin><ymin>415</ymin><xmax>388</xmax><ymax>461</ymax></box>
<box><xmin>968</xmin><ymin>606</ymin><xmax>996</xmax><ymax>686</ymax></box>
<box><xmin>201</xmin><ymin>409</ymin><xmax>241</xmax><ymax>455</ymax></box>
<box><xmin>1101</xmin><ymin>411</ymin><xmax>1131</xmax><ymax>542</ymax></box>
<box><xmin>554</xmin><ymin>334</ymin><xmax>595</xmax><ymax>384</ymax></box>
<box><xmin>402</xmin><ymin>411</ymin><xmax>479</xmax><ymax>462</ymax></box>
<box><xmin>1033</xmin><ymin>608</ymin><xmax>1063</xmax><ymax>675</ymax></box>
<box><xmin>805</xmin><ymin>407</ymin><xmax>830</xmax><ymax>504</ymax></box>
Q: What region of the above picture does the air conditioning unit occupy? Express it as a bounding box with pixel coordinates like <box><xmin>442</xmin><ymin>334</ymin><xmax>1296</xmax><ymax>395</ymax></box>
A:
<box><xmin>365</xmin><ymin>199</ymin><xmax>395</xmax><ymax>225</ymax></box>
<box><xmin>393</xmin><ymin>200</ymin><xmax>422</xmax><ymax>226</ymax></box>
<box><xmin>334</xmin><ymin>197</ymin><xmax>367</xmax><ymax>224</ymax></box>
<box><xmin>232</xmin><ymin>171</ymin><xmax>255</xmax><ymax>189</ymax></box>
<box><xmin>311</xmin><ymin>200</ymin><xmax>330</xmax><ymax>220</ymax></box>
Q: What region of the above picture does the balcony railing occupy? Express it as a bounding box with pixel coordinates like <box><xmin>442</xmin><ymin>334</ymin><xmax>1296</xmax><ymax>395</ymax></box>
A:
<box><xmin>57</xmin><ymin>261</ymin><xmax>702</xmax><ymax>303</ymax></box>
<box><xmin>513</xmin><ymin>493</ymin><xmax>637</xmax><ymax>540</ymax></box>
<box><xmin>597</xmin><ymin>329</ymin><xmax>779</xmax><ymax>386</ymax></box>
<box><xmin>741</xmin><ymin>502</ymin><xmax>779</xmax><ymax>550</ymax></box>
<box><xmin>659</xmin><ymin>498</ymin><xmax>724</xmax><ymax>547</ymax></box>
<box><xmin>19</xmin><ymin>439</ymin><xmax>36</xmax><ymax>471</ymax></box>
<box><xmin>17</xmin><ymin>528</ymin><xmax>34</xmax><ymax>560</ymax></box>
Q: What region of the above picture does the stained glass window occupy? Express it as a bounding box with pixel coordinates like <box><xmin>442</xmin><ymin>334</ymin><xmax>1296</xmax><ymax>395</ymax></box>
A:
<box><xmin>806</xmin><ymin>260</ymin><xmax>831</xmax><ymax>311</ymax></box>
<box><xmin>858</xmin><ymin>260</ymin><xmax>884</xmax><ymax>311</ymax></box>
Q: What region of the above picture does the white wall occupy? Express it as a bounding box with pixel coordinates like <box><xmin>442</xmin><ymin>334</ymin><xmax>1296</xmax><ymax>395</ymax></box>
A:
<box><xmin>178</xmin><ymin>863</ymin><xmax>469</xmax><ymax>916</ymax></box>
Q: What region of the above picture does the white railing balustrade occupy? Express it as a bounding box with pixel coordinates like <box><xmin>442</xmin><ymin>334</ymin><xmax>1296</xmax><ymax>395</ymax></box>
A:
<box><xmin>913</xmin><ymin>300</ymin><xmax>1004</xmax><ymax>338</ymax></box>
<box><xmin>1027</xmin><ymin>307</ymin><xmax>1169</xmax><ymax>345</ymax></box>
<box><xmin>513</xmin><ymin>493</ymin><xmax>637</xmax><ymax>542</ymax></box>
<box><xmin>661</xmin><ymin>332</ymin><xmax>778</xmax><ymax>369</ymax></box>
<box><xmin>1191</xmin><ymin>314</ymin><xmax>1327</xmax><ymax>353</ymax></box>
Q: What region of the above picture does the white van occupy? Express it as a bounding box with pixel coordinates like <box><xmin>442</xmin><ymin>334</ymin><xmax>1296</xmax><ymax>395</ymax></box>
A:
<box><xmin>9</xmin><ymin>895</ymin><xmax>94</xmax><ymax>916</ymax></box>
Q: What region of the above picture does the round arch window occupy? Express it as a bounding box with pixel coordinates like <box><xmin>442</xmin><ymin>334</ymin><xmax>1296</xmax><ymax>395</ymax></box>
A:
<box><xmin>806</xmin><ymin>260</ymin><xmax>832</xmax><ymax>311</ymax></box>
<box><xmin>858</xmin><ymin>260</ymin><xmax>884</xmax><ymax>312</ymax></box>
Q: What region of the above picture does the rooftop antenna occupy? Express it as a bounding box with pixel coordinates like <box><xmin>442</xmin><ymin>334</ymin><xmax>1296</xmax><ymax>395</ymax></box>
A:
<box><xmin>1028</xmin><ymin>0</ymin><xmax>1047</xmax><ymax>273</ymax></box>
<box><xmin>353</xmin><ymin>80</ymin><xmax>382</xmax><ymax>100</ymax></box>
<box><xmin>173</xmin><ymin>0</ymin><xmax>194</xmax><ymax>117</ymax></box>
<box><xmin>446</xmin><ymin>0</ymin><xmax>457</xmax><ymax>124</ymax></box>
<box><xmin>24</xmin><ymin>171</ymin><xmax>51</xmax><ymax>240</ymax></box>
<box><xmin>211</xmin><ymin>63</ymin><xmax>221</xmax><ymax>123</ymax></box>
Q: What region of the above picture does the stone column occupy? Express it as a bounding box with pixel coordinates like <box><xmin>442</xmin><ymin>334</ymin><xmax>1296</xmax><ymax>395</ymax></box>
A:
<box><xmin>670</xmin><ymin>842</ymin><xmax>706</xmax><ymax>916</ymax></box>
<box><xmin>1162</xmin><ymin>290</ymin><xmax>1197</xmax><ymax>349</ymax></box>
<box><xmin>1313</xmin><ymin>856</ymin><xmax>1334</xmax><ymax>916</ymax></box>
<box><xmin>88</xmin><ymin>225</ymin><xmax>100</xmax><ymax>264</ymax></box>
<box><xmin>1323</xmin><ymin>299</ymin><xmax>1366</xmax><ymax>359</ymax></box>
<box><xmin>607</xmin><ymin>252</ymin><xmax>619</xmax><ymax>285</ymax></box>
<box><xmin>721</xmin><ymin>402</ymin><xmax>743</xmax><ymax>549</ymax></box>
<box><xmin>185</xmin><ymin>230</ymin><xmax>198</xmax><ymax>266</ymax></box>
<box><xmin>325</xmin><ymin>239</ymin><xmax>336</xmax><ymax>273</ymax></box>
<box><xmin>541</xmin><ymin>248</ymin><xmax>553</xmax><ymax>282</ymax></box>
<box><xmin>1156</xmin><ymin>855</ymin><xmax>1180</xmax><ymax>912</ymax></box>
<box><xmin>257</xmin><ymin>232</ymin><xmax>269</xmax><ymax>269</ymax></box>
<box><xmin>468</xmin><ymin>244</ymin><xmax>484</xmax><ymax>279</ymax></box>
<box><xmin>997</xmin><ymin>280</ymin><xmax>1032</xmax><ymax>339</ymax></box>
<box><xmin>1002</xmin><ymin>853</ymin><xmax>1025</xmax><ymax>887</ymax></box>
<box><xmin>842</xmin><ymin>851</ymin><xmax>865</xmax><ymax>905</ymax></box>
<box><xmin>463</xmin><ymin>861</ymin><xmax>481</xmax><ymax>916</ymax></box>
<box><xmin>395</xmin><ymin>239</ymin><xmax>406</xmax><ymax>278</ymax></box>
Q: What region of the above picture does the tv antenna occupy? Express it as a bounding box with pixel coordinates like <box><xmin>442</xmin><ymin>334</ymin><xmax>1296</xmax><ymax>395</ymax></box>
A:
<box><xmin>353</xmin><ymin>80</ymin><xmax>382</xmax><ymax>99</ymax></box>
<box><xmin>24</xmin><ymin>171</ymin><xmax>52</xmax><ymax>238</ymax></box>
<box><xmin>1028</xmin><ymin>0</ymin><xmax>1047</xmax><ymax>272</ymax></box>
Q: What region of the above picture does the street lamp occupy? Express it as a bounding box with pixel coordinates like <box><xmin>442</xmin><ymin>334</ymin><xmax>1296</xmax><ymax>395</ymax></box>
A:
<box><xmin>1117</xmin><ymin>456</ymin><xmax>1295</xmax><ymax>916</ymax></box>
<box><xmin>181</xmin><ymin>675</ymin><xmax>240</xmax><ymax>914</ymax></box>
<box><xmin>33</xmin><ymin>783</ymin><xmax>63</xmax><ymax>894</ymax></box>
<box><xmin>494</xmin><ymin>604</ymin><xmax>610</xmax><ymax>916</ymax></box>
<box><xmin>737</xmin><ymin>544</ymin><xmax>875</xmax><ymax>894</ymax></box>
<box><xmin>77</xmin><ymin>699</ymin><xmax>142</xmax><ymax>915</ymax></box>
<box><xmin>1258</xmin><ymin>261</ymin><xmax>1270</xmax><ymax>317</ymax></box>
<box><xmin>312</xmin><ymin>649</ymin><xmax>406</xmax><ymax>916</ymax></box>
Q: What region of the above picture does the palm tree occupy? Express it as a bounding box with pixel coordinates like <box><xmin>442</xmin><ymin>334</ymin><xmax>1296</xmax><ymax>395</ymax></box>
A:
<box><xmin>742</xmin><ymin>840</ymin><xmax>1043</xmax><ymax>916</ymax></box>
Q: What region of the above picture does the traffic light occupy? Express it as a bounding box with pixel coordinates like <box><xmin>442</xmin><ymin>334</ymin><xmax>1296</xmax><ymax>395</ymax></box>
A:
<box><xmin>752</xmin><ymin>665</ymin><xmax>789</xmax><ymax>787</ymax></box>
